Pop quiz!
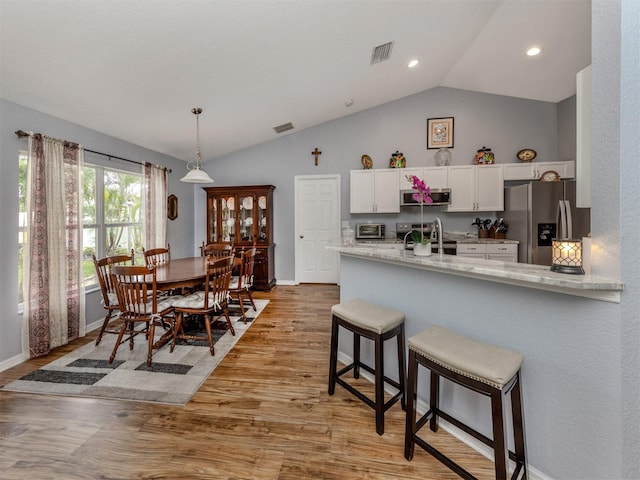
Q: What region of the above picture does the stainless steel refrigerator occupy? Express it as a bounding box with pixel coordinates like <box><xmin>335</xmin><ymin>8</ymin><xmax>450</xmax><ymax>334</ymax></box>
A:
<box><xmin>503</xmin><ymin>181</ymin><xmax>591</xmax><ymax>265</ymax></box>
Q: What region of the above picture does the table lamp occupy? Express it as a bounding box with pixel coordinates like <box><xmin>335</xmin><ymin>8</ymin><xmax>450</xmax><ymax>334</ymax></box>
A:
<box><xmin>551</xmin><ymin>239</ymin><xmax>585</xmax><ymax>275</ymax></box>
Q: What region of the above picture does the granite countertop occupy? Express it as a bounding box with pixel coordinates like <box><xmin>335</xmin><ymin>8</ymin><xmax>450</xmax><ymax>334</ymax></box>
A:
<box><xmin>327</xmin><ymin>244</ymin><xmax>624</xmax><ymax>303</ymax></box>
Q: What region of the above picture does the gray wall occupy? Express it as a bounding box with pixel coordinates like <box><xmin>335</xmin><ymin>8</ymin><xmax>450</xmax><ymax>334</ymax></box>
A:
<box><xmin>0</xmin><ymin>99</ymin><xmax>195</xmax><ymax>362</ymax></box>
<box><xmin>195</xmin><ymin>86</ymin><xmax>564</xmax><ymax>282</ymax></box>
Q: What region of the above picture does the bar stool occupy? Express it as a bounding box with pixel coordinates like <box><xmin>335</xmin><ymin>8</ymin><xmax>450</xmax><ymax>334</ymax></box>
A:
<box><xmin>328</xmin><ymin>298</ymin><xmax>406</xmax><ymax>435</ymax></box>
<box><xmin>404</xmin><ymin>325</ymin><xmax>527</xmax><ymax>480</ymax></box>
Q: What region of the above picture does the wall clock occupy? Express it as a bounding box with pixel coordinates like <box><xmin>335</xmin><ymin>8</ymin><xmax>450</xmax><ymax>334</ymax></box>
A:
<box><xmin>540</xmin><ymin>170</ymin><xmax>561</xmax><ymax>182</ymax></box>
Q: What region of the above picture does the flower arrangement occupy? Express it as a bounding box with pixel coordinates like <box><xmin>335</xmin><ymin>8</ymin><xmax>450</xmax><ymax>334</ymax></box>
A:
<box><xmin>406</xmin><ymin>175</ymin><xmax>433</xmax><ymax>244</ymax></box>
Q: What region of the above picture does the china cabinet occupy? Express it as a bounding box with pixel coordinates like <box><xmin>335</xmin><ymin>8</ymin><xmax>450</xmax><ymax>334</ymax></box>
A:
<box><xmin>204</xmin><ymin>185</ymin><xmax>275</xmax><ymax>290</ymax></box>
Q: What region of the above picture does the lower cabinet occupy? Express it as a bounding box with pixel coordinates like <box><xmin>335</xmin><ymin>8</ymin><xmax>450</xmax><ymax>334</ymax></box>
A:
<box><xmin>457</xmin><ymin>243</ymin><xmax>518</xmax><ymax>263</ymax></box>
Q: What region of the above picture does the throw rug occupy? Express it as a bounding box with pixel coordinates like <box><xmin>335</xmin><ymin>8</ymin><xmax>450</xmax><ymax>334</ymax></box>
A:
<box><xmin>2</xmin><ymin>300</ymin><xmax>269</xmax><ymax>405</ymax></box>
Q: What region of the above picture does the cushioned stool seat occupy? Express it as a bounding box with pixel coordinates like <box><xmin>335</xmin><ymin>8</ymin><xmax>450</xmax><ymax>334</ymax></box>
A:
<box><xmin>329</xmin><ymin>298</ymin><xmax>406</xmax><ymax>435</ymax></box>
<box><xmin>404</xmin><ymin>325</ymin><xmax>527</xmax><ymax>480</ymax></box>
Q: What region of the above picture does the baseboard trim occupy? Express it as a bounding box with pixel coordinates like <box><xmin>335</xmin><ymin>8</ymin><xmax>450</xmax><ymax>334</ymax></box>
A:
<box><xmin>336</xmin><ymin>351</ymin><xmax>553</xmax><ymax>480</ymax></box>
<box><xmin>1</xmin><ymin>318</ymin><xmax>103</xmax><ymax>373</ymax></box>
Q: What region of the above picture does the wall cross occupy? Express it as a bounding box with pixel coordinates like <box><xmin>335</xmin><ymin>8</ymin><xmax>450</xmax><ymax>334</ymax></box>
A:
<box><xmin>311</xmin><ymin>147</ymin><xmax>322</xmax><ymax>166</ymax></box>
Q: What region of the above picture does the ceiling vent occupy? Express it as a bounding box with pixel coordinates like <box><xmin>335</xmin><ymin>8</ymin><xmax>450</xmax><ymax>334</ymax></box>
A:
<box><xmin>273</xmin><ymin>122</ymin><xmax>294</xmax><ymax>134</ymax></box>
<box><xmin>370</xmin><ymin>41</ymin><xmax>394</xmax><ymax>65</ymax></box>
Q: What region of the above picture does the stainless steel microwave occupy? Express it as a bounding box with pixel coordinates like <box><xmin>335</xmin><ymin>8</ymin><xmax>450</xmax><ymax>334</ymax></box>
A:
<box><xmin>356</xmin><ymin>223</ymin><xmax>386</xmax><ymax>240</ymax></box>
<box><xmin>400</xmin><ymin>188</ymin><xmax>451</xmax><ymax>206</ymax></box>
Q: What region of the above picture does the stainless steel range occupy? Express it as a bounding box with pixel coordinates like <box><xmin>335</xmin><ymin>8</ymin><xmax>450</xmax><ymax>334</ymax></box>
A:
<box><xmin>396</xmin><ymin>222</ymin><xmax>457</xmax><ymax>255</ymax></box>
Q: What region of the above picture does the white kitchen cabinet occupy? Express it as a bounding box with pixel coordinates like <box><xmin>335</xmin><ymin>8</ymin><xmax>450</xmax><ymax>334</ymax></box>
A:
<box><xmin>503</xmin><ymin>161</ymin><xmax>575</xmax><ymax>181</ymax></box>
<box><xmin>401</xmin><ymin>167</ymin><xmax>448</xmax><ymax>190</ymax></box>
<box><xmin>447</xmin><ymin>165</ymin><xmax>503</xmax><ymax>212</ymax></box>
<box><xmin>457</xmin><ymin>243</ymin><xmax>518</xmax><ymax>262</ymax></box>
<box><xmin>350</xmin><ymin>168</ymin><xmax>400</xmax><ymax>213</ymax></box>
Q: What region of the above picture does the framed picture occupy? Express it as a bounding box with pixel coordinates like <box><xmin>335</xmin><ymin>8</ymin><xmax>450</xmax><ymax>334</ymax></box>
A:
<box><xmin>427</xmin><ymin>117</ymin><xmax>454</xmax><ymax>149</ymax></box>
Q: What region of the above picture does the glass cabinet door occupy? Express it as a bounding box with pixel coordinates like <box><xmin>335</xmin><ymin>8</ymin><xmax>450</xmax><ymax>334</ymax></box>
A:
<box><xmin>237</xmin><ymin>194</ymin><xmax>255</xmax><ymax>243</ymax></box>
<box><xmin>221</xmin><ymin>194</ymin><xmax>236</xmax><ymax>242</ymax></box>
<box><xmin>257</xmin><ymin>194</ymin><xmax>269</xmax><ymax>242</ymax></box>
<box><xmin>207</xmin><ymin>194</ymin><xmax>218</xmax><ymax>243</ymax></box>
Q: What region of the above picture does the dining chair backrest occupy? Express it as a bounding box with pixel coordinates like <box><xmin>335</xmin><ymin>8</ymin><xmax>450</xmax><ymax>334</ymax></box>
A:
<box><xmin>204</xmin><ymin>255</ymin><xmax>235</xmax><ymax>309</ymax></box>
<box><xmin>110</xmin><ymin>264</ymin><xmax>158</xmax><ymax>319</ymax></box>
<box><xmin>237</xmin><ymin>247</ymin><xmax>257</xmax><ymax>290</ymax></box>
<box><xmin>200</xmin><ymin>241</ymin><xmax>233</xmax><ymax>258</ymax></box>
<box><xmin>93</xmin><ymin>250</ymin><xmax>135</xmax><ymax>307</ymax></box>
<box><xmin>143</xmin><ymin>244</ymin><xmax>171</xmax><ymax>267</ymax></box>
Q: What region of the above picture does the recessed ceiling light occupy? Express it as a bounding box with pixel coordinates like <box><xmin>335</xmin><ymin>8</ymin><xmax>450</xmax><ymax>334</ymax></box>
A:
<box><xmin>408</xmin><ymin>59</ymin><xmax>419</xmax><ymax>68</ymax></box>
<box><xmin>526</xmin><ymin>47</ymin><xmax>542</xmax><ymax>56</ymax></box>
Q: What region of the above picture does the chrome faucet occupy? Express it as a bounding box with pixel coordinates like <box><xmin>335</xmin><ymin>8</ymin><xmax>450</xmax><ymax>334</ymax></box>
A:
<box><xmin>403</xmin><ymin>230</ymin><xmax>413</xmax><ymax>250</ymax></box>
<box><xmin>431</xmin><ymin>217</ymin><xmax>443</xmax><ymax>255</ymax></box>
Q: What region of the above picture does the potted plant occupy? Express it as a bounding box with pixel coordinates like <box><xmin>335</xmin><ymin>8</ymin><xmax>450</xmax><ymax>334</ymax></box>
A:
<box><xmin>406</xmin><ymin>174</ymin><xmax>433</xmax><ymax>256</ymax></box>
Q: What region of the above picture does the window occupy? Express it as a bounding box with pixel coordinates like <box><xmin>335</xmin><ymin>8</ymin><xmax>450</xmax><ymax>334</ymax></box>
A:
<box><xmin>18</xmin><ymin>155</ymin><xmax>145</xmax><ymax>303</ymax></box>
<box><xmin>83</xmin><ymin>165</ymin><xmax>145</xmax><ymax>286</ymax></box>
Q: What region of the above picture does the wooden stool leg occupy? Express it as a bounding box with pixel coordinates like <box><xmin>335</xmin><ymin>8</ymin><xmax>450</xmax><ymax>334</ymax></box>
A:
<box><xmin>353</xmin><ymin>332</ymin><xmax>361</xmax><ymax>379</ymax></box>
<box><xmin>328</xmin><ymin>316</ymin><xmax>339</xmax><ymax>395</ymax></box>
<box><xmin>429</xmin><ymin>370</ymin><xmax>440</xmax><ymax>432</ymax></box>
<box><xmin>404</xmin><ymin>348</ymin><xmax>417</xmax><ymax>460</ymax></box>
<box><xmin>511</xmin><ymin>373</ymin><xmax>528</xmax><ymax>479</ymax></box>
<box><xmin>491</xmin><ymin>389</ymin><xmax>508</xmax><ymax>480</ymax></box>
<box><xmin>397</xmin><ymin>325</ymin><xmax>406</xmax><ymax>410</ymax></box>
<box><xmin>374</xmin><ymin>332</ymin><xmax>384</xmax><ymax>435</ymax></box>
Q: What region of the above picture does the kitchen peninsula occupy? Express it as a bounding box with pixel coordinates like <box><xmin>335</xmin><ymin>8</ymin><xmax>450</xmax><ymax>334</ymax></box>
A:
<box><xmin>329</xmin><ymin>244</ymin><xmax>624</xmax><ymax>303</ymax></box>
<box><xmin>329</xmin><ymin>244</ymin><xmax>626</xmax><ymax>478</ymax></box>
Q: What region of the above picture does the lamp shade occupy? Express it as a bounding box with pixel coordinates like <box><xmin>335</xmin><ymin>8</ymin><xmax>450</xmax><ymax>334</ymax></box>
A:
<box><xmin>180</xmin><ymin>168</ymin><xmax>214</xmax><ymax>184</ymax></box>
<box><xmin>550</xmin><ymin>239</ymin><xmax>584</xmax><ymax>275</ymax></box>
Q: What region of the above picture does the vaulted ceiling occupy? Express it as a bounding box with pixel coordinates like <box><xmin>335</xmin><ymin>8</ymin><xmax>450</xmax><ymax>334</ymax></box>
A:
<box><xmin>0</xmin><ymin>0</ymin><xmax>591</xmax><ymax>162</ymax></box>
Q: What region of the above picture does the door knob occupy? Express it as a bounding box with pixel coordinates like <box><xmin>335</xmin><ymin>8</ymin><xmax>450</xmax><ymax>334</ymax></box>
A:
<box><xmin>299</xmin><ymin>235</ymin><xmax>304</xmax><ymax>238</ymax></box>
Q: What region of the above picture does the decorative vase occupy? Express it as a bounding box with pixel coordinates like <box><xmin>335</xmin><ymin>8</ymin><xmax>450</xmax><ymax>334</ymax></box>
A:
<box><xmin>434</xmin><ymin>147</ymin><xmax>451</xmax><ymax>166</ymax></box>
<box><xmin>413</xmin><ymin>243</ymin><xmax>432</xmax><ymax>257</ymax></box>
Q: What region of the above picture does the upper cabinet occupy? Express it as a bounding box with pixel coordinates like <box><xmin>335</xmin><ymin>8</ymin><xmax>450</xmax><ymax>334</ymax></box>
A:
<box><xmin>401</xmin><ymin>167</ymin><xmax>449</xmax><ymax>189</ymax></box>
<box><xmin>447</xmin><ymin>165</ymin><xmax>504</xmax><ymax>212</ymax></box>
<box><xmin>503</xmin><ymin>160</ymin><xmax>575</xmax><ymax>181</ymax></box>
<box><xmin>576</xmin><ymin>65</ymin><xmax>592</xmax><ymax>208</ymax></box>
<box><xmin>350</xmin><ymin>169</ymin><xmax>400</xmax><ymax>213</ymax></box>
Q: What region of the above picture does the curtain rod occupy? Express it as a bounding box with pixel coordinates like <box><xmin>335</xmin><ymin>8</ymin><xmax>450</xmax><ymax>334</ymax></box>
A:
<box><xmin>14</xmin><ymin>130</ymin><xmax>172</xmax><ymax>173</ymax></box>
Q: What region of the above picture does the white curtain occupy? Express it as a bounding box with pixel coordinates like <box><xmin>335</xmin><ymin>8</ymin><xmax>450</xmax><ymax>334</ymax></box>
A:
<box><xmin>144</xmin><ymin>163</ymin><xmax>168</xmax><ymax>249</ymax></box>
<box><xmin>22</xmin><ymin>134</ymin><xmax>85</xmax><ymax>358</ymax></box>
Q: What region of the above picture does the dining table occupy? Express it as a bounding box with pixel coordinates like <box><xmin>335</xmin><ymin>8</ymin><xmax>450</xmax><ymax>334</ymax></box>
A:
<box><xmin>154</xmin><ymin>256</ymin><xmax>210</xmax><ymax>291</ymax></box>
<box><xmin>150</xmin><ymin>255</ymin><xmax>240</xmax><ymax>349</ymax></box>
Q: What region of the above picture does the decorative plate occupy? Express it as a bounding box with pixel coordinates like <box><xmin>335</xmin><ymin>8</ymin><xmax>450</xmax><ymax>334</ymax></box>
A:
<box><xmin>242</xmin><ymin>197</ymin><xmax>253</xmax><ymax>210</ymax></box>
<box><xmin>517</xmin><ymin>148</ymin><xmax>537</xmax><ymax>162</ymax></box>
<box><xmin>361</xmin><ymin>154</ymin><xmax>373</xmax><ymax>169</ymax></box>
<box><xmin>258</xmin><ymin>196</ymin><xmax>267</xmax><ymax>209</ymax></box>
<box><xmin>226</xmin><ymin>197</ymin><xmax>235</xmax><ymax>210</ymax></box>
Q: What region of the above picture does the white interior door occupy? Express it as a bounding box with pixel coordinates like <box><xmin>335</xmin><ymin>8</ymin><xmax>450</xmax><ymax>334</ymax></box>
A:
<box><xmin>295</xmin><ymin>175</ymin><xmax>341</xmax><ymax>284</ymax></box>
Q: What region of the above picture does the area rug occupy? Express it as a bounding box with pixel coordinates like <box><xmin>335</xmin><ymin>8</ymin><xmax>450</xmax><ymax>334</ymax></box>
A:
<box><xmin>1</xmin><ymin>300</ymin><xmax>269</xmax><ymax>405</ymax></box>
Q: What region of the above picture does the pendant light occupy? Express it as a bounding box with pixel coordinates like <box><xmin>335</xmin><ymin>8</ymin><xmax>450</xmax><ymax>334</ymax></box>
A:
<box><xmin>180</xmin><ymin>107</ymin><xmax>214</xmax><ymax>183</ymax></box>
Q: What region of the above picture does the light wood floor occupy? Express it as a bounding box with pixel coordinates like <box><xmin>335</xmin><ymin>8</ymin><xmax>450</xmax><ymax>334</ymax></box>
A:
<box><xmin>0</xmin><ymin>284</ymin><xmax>495</xmax><ymax>479</ymax></box>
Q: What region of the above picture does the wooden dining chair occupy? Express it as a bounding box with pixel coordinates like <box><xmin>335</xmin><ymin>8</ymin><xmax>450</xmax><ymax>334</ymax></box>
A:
<box><xmin>229</xmin><ymin>247</ymin><xmax>257</xmax><ymax>323</ymax></box>
<box><xmin>199</xmin><ymin>241</ymin><xmax>233</xmax><ymax>258</ymax></box>
<box><xmin>168</xmin><ymin>256</ymin><xmax>236</xmax><ymax>356</ymax></box>
<box><xmin>142</xmin><ymin>244</ymin><xmax>171</xmax><ymax>267</ymax></box>
<box><xmin>92</xmin><ymin>250</ymin><xmax>134</xmax><ymax>346</ymax></box>
<box><xmin>109</xmin><ymin>264</ymin><xmax>175</xmax><ymax>367</ymax></box>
